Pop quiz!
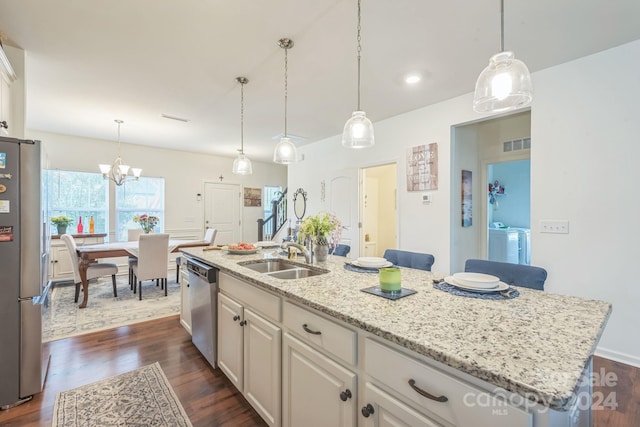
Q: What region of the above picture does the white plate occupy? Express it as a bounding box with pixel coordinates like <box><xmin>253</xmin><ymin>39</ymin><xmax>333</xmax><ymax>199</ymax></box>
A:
<box><xmin>228</xmin><ymin>248</ymin><xmax>258</xmax><ymax>255</ymax></box>
<box><xmin>452</xmin><ymin>272</ymin><xmax>500</xmax><ymax>289</ymax></box>
<box><xmin>445</xmin><ymin>276</ymin><xmax>509</xmax><ymax>293</ymax></box>
<box><xmin>356</xmin><ymin>257</ymin><xmax>389</xmax><ymax>267</ymax></box>
<box><xmin>254</xmin><ymin>241</ymin><xmax>280</xmax><ymax>248</ymax></box>
<box><xmin>352</xmin><ymin>260</ymin><xmax>393</xmax><ymax>269</ymax></box>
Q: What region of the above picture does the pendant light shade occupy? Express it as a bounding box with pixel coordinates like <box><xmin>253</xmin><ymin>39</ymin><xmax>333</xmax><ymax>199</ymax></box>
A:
<box><xmin>273</xmin><ymin>38</ymin><xmax>299</xmax><ymax>164</ymax></box>
<box><xmin>232</xmin><ymin>76</ymin><xmax>252</xmax><ymax>175</ymax></box>
<box><xmin>473</xmin><ymin>0</ymin><xmax>532</xmax><ymax>113</ymax></box>
<box><xmin>342</xmin><ymin>0</ymin><xmax>374</xmax><ymax>149</ymax></box>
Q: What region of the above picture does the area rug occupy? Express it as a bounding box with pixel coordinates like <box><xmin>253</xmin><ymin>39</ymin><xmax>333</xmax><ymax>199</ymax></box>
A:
<box><xmin>44</xmin><ymin>275</ymin><xmax>182</xmax><ymax>342</ymax></box>
<box><xmin>52</xmin><ymin>362</ymin><xmax>193</xmax><ymax>427</ymax></box>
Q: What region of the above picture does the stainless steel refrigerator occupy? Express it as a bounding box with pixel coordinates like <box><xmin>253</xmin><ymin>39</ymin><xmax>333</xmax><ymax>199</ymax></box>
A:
<box><xmin>0</xmin><ymin>136</ymin><xmax>51</xmax><ymax>409</ymax></box>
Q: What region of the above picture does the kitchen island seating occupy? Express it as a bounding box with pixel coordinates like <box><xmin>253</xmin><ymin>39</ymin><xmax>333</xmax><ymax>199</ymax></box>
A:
<box><xmin>464</xmin><ymin>258</ymin><xmax>547</xmax><ymax>290</ymax></box>
<box><xmin>382</xmin><ymin>249</ymin><xmax>435</xmax><ymax>271</ymax></box>
<box><xmin>175</xmin><ymin>228</ymin><xmax>217</xmax><ymax>282</ymax></box>
<box><xmin>329</xmin><ymin>244</ymin><xmax>350</xmax><ymax>256</ymax></box>
<box><xmin>132</xmin><ymin>233</ymin><xmax>170</xmax><ymax>299</ymax></box>
<box><xmin>60</xmin><ymin>234</ymin><xmax>119</xmax><ymax>302</ymax></box>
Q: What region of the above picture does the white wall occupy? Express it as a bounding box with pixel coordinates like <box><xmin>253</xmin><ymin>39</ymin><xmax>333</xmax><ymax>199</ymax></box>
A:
<box><xmin>28</xmin><ymin>130</ymin><xmax>288</xmax><ymax>243</ymax></box>
<box><xmin>289</xmin><ymin>39</ymin><xmax>640</xmax><ymax>366</ymax></box>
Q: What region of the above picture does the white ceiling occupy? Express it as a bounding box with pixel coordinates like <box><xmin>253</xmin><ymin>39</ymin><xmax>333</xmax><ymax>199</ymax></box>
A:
<box><xmin>1</xmin><ymin>0</ymin><xmax>639</xmax><ymax>162</ymax></box>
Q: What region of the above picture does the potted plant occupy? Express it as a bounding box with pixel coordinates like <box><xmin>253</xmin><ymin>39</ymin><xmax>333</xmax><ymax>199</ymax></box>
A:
<box><xmin>298</xmin><ymin>211</ymin><xmax>343</xmax><ymax>262</ymax></box>
<box><xmin>51</xmin><ymin>215</ymin><xmax>73</xmax><ymax>235</ymax></box>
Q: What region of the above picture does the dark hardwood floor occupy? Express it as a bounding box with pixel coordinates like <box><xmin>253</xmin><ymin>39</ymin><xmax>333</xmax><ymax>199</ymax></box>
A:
<box><xmin>0</xmin><ymin>315</ymin><xmax>265</xmax><ymax>427</ymax></box>
<box><xmin>0</xmin><ymin>315</ymin><xmax>637</xmax><ymax>426</ymax></box>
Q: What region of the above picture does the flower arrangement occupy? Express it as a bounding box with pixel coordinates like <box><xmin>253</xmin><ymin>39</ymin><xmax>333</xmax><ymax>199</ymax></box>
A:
<box><xmin>50</xmin><ymin>215</ymin><xmax>73</xmax><ymax>227</ymax></box>
<box><xmin>298</xmin><ymin>211</ymin><xmax>343</xmax><ymax>247</ymax></box>
<box><xmin>133</xmin><ymin>214</ymin><xmax>159</xmax><ymax>234</ymax></box>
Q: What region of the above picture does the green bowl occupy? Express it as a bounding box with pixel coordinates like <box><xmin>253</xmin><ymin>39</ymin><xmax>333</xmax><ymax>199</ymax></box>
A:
<box><xmin>379</xmin><ymin>267</ymin><xmax>401</xmax><ymax>292</ymax></box>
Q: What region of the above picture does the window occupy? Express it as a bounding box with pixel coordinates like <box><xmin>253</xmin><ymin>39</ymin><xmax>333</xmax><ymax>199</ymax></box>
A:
<box><xmin>45</xmin><ymin>170</ymin><xmax>109</xmax><ymax>235</ymax></box>
<box><xmin>115</xmin><ymin>177</ymin><xmax>165</xmax><ymax>241</ymax></box>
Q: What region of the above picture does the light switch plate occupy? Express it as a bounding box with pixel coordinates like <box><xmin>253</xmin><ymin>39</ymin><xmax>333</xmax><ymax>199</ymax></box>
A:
<box><xmin>540</xmin><ymin>220</ymin><xmax>569</xmax><ymax>234</ymax></box>
<box><xmin>422</xmin><ymin>193</ymin><xmax>431</xmax><ymax>204</ymax></box>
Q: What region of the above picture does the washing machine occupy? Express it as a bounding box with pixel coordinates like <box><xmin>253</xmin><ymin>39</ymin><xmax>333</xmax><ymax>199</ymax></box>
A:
<box><xmin>510</xmin><ymin>227</ymin><xmax>531</xmax><ymax>265</ymax></box>
<box><xmin>488</xmin><ymin>227</ymin><xmax>520</xmax><ymax>264</ymax></box>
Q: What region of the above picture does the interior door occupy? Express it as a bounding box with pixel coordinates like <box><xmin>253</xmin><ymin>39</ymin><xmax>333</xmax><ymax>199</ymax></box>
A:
<box><xmin>328</xmin><ymin>169</ymin><xmax>359</xmax><ymax>257</ymax></box>
<box><xmin>204</xmin><ymin>182</ymin><xmax>241</xmax><ymax>245</ymax></box>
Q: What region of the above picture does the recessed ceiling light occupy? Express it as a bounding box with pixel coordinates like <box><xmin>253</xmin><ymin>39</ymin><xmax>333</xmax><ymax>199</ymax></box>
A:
<box><xmin>405</xmin><ymin>75</ymin><xmax>421</xmax><ymax>84</ymax></box>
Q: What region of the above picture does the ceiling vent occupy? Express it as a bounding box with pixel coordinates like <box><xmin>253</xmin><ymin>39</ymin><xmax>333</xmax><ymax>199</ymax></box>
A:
<box><xmin>161</xmin><ymin>114</ymin><xmax>190</xmax><ymax>123</ymax></box>
<box><xmin>503</xmin><ymin>137</ymin><xmax>530</xmax><ymax>152</ymax></box>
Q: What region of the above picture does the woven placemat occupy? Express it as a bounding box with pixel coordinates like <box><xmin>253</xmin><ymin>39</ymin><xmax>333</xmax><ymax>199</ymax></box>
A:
<box><xmin>433</xmin><ymin>281</ymin><xmax>519</xmax><ymax>300</ymax></box>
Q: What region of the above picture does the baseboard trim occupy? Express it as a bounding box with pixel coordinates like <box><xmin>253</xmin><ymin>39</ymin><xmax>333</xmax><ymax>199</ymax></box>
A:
<box><xmin>595</xmin><ymin>346</ymin><xmax>640</xmax><ymax>368</ymax></box>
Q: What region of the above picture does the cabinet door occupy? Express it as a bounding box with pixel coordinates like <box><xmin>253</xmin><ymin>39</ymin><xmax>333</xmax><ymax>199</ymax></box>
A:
<box><xmin>179</xmin><ymin>270</ymin><xmax>191</xmax><ymax>334</ymax></box>
<box><xmin>283</xmin><ymin>333</ymin><xmax>357</xmax><ymax>427</ymax></box>
<box><xmin>51</xmin><ymin>245</ymin><xmax>74</xmax><ymax>280</ymax></box>
<box><xmin>244</xmin><ymin>308</ymin><xmax>281</xmax><ymax>427</ymax></box>
<box><xmin>0</xmin><ymin>76</ymin><xmax>10</xmax><ymax>136</ymax></box>
<box><xmin>217</xmin><ymin>292</ymin><xmax>243</xmax><ymax>391</ymax></box>
<box><xmin>362</xmin><ymin>382</ymin><xmax>443</xmax><ymax>427</ymax></box>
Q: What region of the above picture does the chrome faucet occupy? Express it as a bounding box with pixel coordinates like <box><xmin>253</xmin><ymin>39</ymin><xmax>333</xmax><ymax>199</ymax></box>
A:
<box><xmin>281</xmin><ymin>241</ymin><xmax>313</xmax><ymax>264</ymax></box>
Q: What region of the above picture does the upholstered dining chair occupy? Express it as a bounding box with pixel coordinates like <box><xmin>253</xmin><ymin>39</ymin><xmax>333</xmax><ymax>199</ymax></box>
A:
<box><xmin>61</xmin><ymin>234</ymin><xmax>119</xmax><ymax>303</ymax></box>
<box><xmin>175</xmin><ymin>228</ymin><xmax>217</xmax><ymax>282</ymax></box>
<box><xmin>127</xmin><ymin>229</ymin><xmax>143</xmax><ymax>289</ymax></box>
<box><xmin>464</xmin><ymin>259</ymin><xmax>547</xmax><ymax>290</ymax></box>
<box><xmin>383</xmin><ymin>249</ymin><xmax>435</xmax><ymax>271</ymax></box>
<box><xmin>329</xmin><ymin>244</ymin><xmax>351</xmax><ymax>257</ymax></box>
<box><xmin>132</xmin><ymin>233</ymin><xmax>170</xmax><ymax>300</ymax></box>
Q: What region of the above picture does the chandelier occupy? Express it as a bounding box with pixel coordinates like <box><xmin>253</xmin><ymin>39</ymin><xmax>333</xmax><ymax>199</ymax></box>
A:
<box><xmin>99</xmin><ymin>120</ymin><xmax>142</xmax><ymax>186</ymax></box>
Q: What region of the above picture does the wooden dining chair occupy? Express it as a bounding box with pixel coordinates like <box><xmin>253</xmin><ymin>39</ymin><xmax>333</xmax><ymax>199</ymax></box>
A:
<box><xmin>61</xmin><ymin>234</ymin><xmax>119</xmax><ymax>303</ymax></box>
<box><xmin>383</xmin><ymin>249</ymin><xmax>435</xmax><ymax>271</ymax></box>
<box><xmin>464</xmin><ymin>259</ymin><xmax>547</xmax><ymax>290</ymax></box>
<box><xmin>175</xmin><ymin>228</ymin><xmax>217</xmax><ymax>282</ymax></box>
<box><xmin>132</xmin><ymin>233</ymin><xmax>170</xmax><ymax>300</ymax></box>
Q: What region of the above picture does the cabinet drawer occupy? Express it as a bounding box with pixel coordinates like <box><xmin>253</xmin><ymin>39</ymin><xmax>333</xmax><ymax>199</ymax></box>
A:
<box><xmin>283</xmin><ymin>301</ymin><xmax>356</xmax><ymax>366</ymax></box>
<box><xmin>364</xmin><ymin>339</ymin><xmax>531</xmax><ymax>427</ymax></box>
<box><xmin>220</xmin><ymin>273</ymin><xmax>281</xmax><ymax>321</ymax></box>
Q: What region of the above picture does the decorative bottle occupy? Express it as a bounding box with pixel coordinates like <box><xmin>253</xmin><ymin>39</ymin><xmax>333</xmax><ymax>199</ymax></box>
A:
<box><xmin>89</xmin><ymin>216</ymin><xmax>95</xmax><ymax>234</ymax></box>
<box><xmin>77</xmin><ymin>216</ymin><xmax>83</xmax><ymax>234</ymax></box>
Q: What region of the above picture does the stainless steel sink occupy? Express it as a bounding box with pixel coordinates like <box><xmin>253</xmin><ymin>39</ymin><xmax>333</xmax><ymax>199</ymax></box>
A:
<box><xmin>239</xmin><ymin>259</ymin><xmax>300</xmax><ymax>273</ymax></box>
<box><xmin>266</xmin><ymin>268</ymin><xmax>327</xmax><ymax>280</ymax></box>
<box><xmin>238</xmin><ymin>259</ymin><xmax>328</xmax><ymax>280</ymax></box>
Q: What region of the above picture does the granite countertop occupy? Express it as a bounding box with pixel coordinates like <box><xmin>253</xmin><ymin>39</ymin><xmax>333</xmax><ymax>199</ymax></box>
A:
<box><xmin>180</xmin><ymin>247</ymin><xmax>611</xmax><ymax>411</ymax></box>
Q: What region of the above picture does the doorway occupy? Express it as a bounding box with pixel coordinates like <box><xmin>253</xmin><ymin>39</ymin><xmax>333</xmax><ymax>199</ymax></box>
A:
<box><xmin>360</xmin><ymin>163</ymin><xmax>397</xmax><ymax>257</ymax></box>
<box><xmin>204</xmin><ymin>182</ymin><xmax>241</xmax><ymax>245</ymax></box>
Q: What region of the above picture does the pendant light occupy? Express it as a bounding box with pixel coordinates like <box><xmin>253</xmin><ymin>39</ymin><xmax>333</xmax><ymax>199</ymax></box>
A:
<box><xmin>473</xmin><ymin>0</ymin><xmax>532</xmax><ymax>113</ymax></box>
<box><xmin>342</xmin><ymin>0</ymin><xmax>374</xmax><ymax>149</ymax></box>
<box><xmin>99</xmin><ymin>120</ymin><xmax>142</xmax><ymax>186</ymax></box>
<box><xmin>232</xmin><ymin>76</ymin><xmax>253</xmax><ymax>175</ymax></box>
<box><xmin>273</xmin><ymin>38</ymin><xmax>299</xmax><ymax>164</ymax></box>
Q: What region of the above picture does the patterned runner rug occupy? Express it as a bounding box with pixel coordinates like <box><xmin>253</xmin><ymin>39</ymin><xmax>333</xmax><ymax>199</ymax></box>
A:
<box><xmin>44</xmin><ymin>275</ymin><xmax>182</xmax><ymax>342</ymax></box>
<box><xmin>52</xmin><ymin>362</ymin><xmax>193</xmax><ymax>427</ymax></box>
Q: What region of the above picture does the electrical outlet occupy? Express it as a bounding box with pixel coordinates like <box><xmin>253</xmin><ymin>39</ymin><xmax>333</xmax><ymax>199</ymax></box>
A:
<box><xmin>540</xmin><ymin>220</ymin><xmax>569</xmax><ymax>234</ymax></box>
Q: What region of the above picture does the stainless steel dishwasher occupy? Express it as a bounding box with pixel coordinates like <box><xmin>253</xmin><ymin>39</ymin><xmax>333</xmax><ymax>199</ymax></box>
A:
<box><xmin>186</xmin><ymin>257</ymin><xmax>218</xmax><ymax>368</ymax></box>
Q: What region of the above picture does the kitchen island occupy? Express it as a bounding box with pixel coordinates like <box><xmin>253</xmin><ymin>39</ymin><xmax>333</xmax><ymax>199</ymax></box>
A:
<box><xmin>180</xmin><ymin>247</ymin><xmax>611</xmax><ymax>427</ymax></box>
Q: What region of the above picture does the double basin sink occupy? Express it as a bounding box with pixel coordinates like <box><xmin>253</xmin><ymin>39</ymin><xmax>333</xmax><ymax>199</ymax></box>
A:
<box><xmin>238</xmin><ymin>259</ymin><xmax>329</xmax><ymax>280</ymax></box>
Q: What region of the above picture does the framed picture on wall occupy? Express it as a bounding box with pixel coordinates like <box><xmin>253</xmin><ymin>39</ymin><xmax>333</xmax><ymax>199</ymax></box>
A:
<box><xmin>461</xmin><ymin>170</ymin><xmax>472</xmax><ymax>227</ymax></box>
<box><xmin>406</xmin><ymin>143</ymin><xmax>438</xmax><ymax>191</ymax></box>
<box><xmin>244</xmin><ymin>187</ymin><xmax>262</xmax><ymax>207</ymax></box>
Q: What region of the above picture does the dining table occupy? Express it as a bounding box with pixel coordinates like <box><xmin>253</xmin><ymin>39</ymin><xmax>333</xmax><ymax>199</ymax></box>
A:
<box><xmin>75</xmin><ymin>239</ymin><xmax>210</xmax><ymax>308</ymax></box>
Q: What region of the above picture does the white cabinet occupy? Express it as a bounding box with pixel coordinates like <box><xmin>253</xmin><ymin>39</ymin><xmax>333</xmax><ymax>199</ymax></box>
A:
<box><xmin>179</xmin><ymin>263</ymin><xmax>191</xmax><ymax>334</ymax></box>
<box><xmin>361</xmin><ymin>382</ymin><xmax>443</xmax><ymax>427</ymax></box>
<box><xmin>49</xmin><ymin>235</ymin><xmax>105</xmax><ymax>281</ymax></box>
<box><xmin>218</xmin><ymin>273</ymin><xmax>281</xmax><ymax>427</ymax></box>
<box><xmin>282</xmin><ymin>332</ymin><xmax>357</xmax><ymax>427</ymax></box>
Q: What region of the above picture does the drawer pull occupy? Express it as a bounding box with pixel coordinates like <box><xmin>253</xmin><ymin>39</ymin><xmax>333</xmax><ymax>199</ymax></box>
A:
<box><xmin>361</xmin><ymin>403</ymin><xmax>375</xmax><ymax>417</ymax></box>
<box><xmin>408</xmin><ymin>379</ymin><xmax>448</xmax><ymax>402</ymax></box>
<box><xmin>339</xmin><ymin>389</ymin><xmax>352</xmax><ymax>401</ymax></box>
<box><xmin>302</xmin><ymin>323</ymin><xmax>322</xmax><ymax>335</ymax></box>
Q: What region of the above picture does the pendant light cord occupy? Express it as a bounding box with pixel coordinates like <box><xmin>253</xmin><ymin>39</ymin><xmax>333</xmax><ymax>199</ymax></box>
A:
<box><xmin>284</xmin><ymin>45</ymin><xmax>288</xmax><ymax>137</ymax></box>
<box><xmin>240</xmin><ymin>80</ymin><xmax>245</xmax><ymax>154</ymax></box>
<box><xmin>500</xmin><ymin>0</ymin><xmax>504</xmax><ymax>52</ymax></box>
<box><xmin>357</xmin><ymin>0</ymin><xmax>362</xmax><ymax>110</ymax></box>
<box><xmin>115</xmin><ymin>119</ymin><xmax>123</xmax><ymax>158</ymax></box>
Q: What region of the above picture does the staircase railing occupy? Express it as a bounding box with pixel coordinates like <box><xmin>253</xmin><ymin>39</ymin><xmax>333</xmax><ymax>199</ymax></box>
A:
<box><xmin>257</xmin><ymin>188</ymin><xmax>287</xmax><ymax>241</ymax></box>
